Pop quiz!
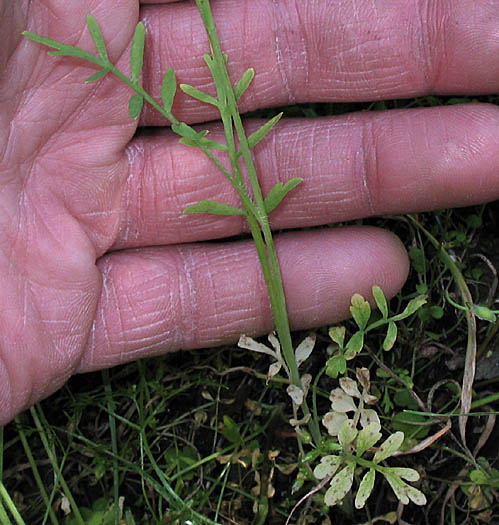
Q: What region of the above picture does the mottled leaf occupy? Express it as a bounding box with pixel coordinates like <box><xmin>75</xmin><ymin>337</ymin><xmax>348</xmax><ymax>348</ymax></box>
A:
<box><xmin>324</xmin><ymin>463</ymin><xmax>354</xmax><ymax>506</ymax></box>
<box><xmin>383</xmin><ymin>321</ymin><xmax>397</xmax><ymax>351</ymax></box>
<box><xmin>329</xmin><ymin>388</ymin><xmax>356</xmax><ymax>413</ymax></box>
<box><xmin>356</xmin><ymin>422</ymin><xmax>382</xmax><ymax>457</ymax></box>
<box><xmin>339</xmin><ymin>377</ymin><xmax>361</xmax><ymax>399</ymax></box>
<box><xmin>338</xmin><ymin>419</ymin><xmax>358</xmax><ymax>450</ymax></box>
<box><xmin>355</xmin><ymin>469</ymin><xmax>376</xmax><ymax>509</ymax></box>
<box><xmin>373</xmin><ymin>431</ymin><xmax>404</xmax><ymax>463</ymax></box>
<box><xmin>313</xmin><ymin>455</ymin><xmax>342</xmax><ymax>480</ymax></box>
<box><xmin>287</xmin><ymin>384</ymin><xmax>304</xmax><ymax>406</ymax></box>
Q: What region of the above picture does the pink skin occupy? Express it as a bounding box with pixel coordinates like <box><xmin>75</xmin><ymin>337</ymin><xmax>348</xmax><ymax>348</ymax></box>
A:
<box><xmin>1</xmin><ymin>0</ymin><xmax>499</xmax><ymax>425</ymax></box>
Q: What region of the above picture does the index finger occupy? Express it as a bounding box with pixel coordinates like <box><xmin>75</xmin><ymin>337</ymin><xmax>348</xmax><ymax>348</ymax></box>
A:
<box><xmin>138</xmin><ymin>0</ymin><xmax>499</xmax><ymax>125</ymax></box>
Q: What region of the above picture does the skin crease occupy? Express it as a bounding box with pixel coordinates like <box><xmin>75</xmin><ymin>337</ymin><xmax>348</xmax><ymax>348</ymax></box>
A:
<box><xmin>0</xmin><ymin>0</ymin><xmax>498</xmax><ymax>426</ymax></box>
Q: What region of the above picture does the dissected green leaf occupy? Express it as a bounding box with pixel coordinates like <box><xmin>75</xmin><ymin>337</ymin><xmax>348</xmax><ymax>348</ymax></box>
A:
<box><xmin>247</xmin><ymin>113</ymin><xmax>283</xmax><ymax>150</ymax></box>
<box><xmin>372</xmin><ymin>285</ymin><xmax>388</xmax><ymax>318</ymax></box>
<box><xmin>383</xmin><ymin>321</ymin><xmax>397</xmax><ymax>351</ymax></box>
<box><xmin>183</xmin><ymin>200</ymin><xmax>245</xmax><ymax>216</ymax></box>
<box><xmin>313</xmin><ymin>455</ymin><xmax>342</xmax><ymax>480</ymax></box>
<box><xmin>338</xmin><ymin>420</ymin><xmax>358</xmax><ymax>450</ymax></box>
<box><xmin>161</xmin><ymin>68</ymin><xmax>177</xmax><ymax>113</ymax></box>
<box><xmin>328</xmin><ymin>326</ymin><xmax>345</xmax><ymax>348</ymax></box>
<box><xmin>221</xmin><ymin>415</ymin><xmax>242</xmax><ymax>444</ymax></box>
<box><xmin>171</xmin><ymin>121</ymin><xmax>206</xmax><ymax>142</ymax></box>
<box><xmin>130</xmin><ymin>22</ymin><xmax>145</xmax><ymax>83</ymax></box>
<box><xmin>179</xmin><ymin>137</ymin><xmax>228</xmax><ymax>151</ymax></box>
<box><xmin>325</xmin><ymin>354</ymin><xmax>347</xmax><ymax>378</ymax></box>
<box><xmin>373</xmin><ymin>431</ymin><xmax>404</xmax><ymax>463</ymax></box>
<box><xmin>128</xmin><ymin>93</ymin><xmax>144</xmax><ymax>120</ymax></box>
<box><xmin>324</xmin><ymin>463</ymin><xmax>354</xmax><ymax>506</ymax></box>
<box><xmin>355</xmin><ymin>469</ymin><xmax>376</xmax><ymax>509</ymax></box>
<box><xmin>263</xmin><ymin>178</ymin><xmax>302</xmax><ymax>214</ymax></box>
<box><xmin>86</xmin><ymin>15</ymin><xmax>108</xmax><ymax>61</ymax></box>
<box><xmin>85</xmin><ymin>68</ymin><xmax>110</xmax><ymax>83</ymax></box>
<box><xmin>180</xmin><ymin>83</ymin><xmax>218</xmax><ymax>106</ymax></box>
<box><xmin>23</xmin><ymin>31</ymin><xmax>101</xmax><ymax>63</ymax></box>
<box><xmin>356</xmin><ymin>422</ymin><xmax>382</xmax><ymax>457</ymax></box>
<box><xmin>344</xmin><ymin>331</ymin><xmax>364</xmax><ymax>359</ymax></box>
<box><xmin>234</xmin><ymin>67</ymin><xmax>255</xmax><ymax>99</ymax></box>
<box><xmin>350</xmin><ymin>294</ymin><xmax>371</xmax><ymax>331</ymax></box>
<box><xmin>390</xmin><ymin>295</ymin><xmax>427</xmax><ymax>322</ymax></box>
<box><xmin>391</xmin><ymin>411</ymin><xmax>430</xmax><ymax>440</ymax></box>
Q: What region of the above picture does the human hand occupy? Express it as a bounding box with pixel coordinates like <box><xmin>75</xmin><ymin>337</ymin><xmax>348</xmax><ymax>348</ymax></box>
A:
<box><xmin>1</xmin><ymin>0</ymin><xmax>498</xmax><ymax>426</ymax></box>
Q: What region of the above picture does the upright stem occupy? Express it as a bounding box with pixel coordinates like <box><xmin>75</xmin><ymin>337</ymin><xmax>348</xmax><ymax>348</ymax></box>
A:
<box><xmin>194</xmin><ymin>0</ymin><xmax>321</xmax><ymax>446</ymax></box>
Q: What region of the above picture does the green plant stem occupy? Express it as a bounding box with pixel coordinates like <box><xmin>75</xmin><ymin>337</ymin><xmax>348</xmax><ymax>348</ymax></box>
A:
<box><xmin>194</xmin><ymin>0</ymin><xmax>321</xmax><ymax>447</ymax></box>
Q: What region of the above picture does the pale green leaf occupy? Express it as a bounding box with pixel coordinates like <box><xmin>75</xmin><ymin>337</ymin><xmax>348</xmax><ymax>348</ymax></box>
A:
<box><xmin>234</xmin><ymin>68</ymin><xmax>255</xmax><ymax>99</ymax></box>
<box><xmin>294</xmin><ymin>333</ymin><xmax>315</xmax><ymax>367</ymax></box>
<box><xmin>128</xmin><ymin>93</ymin><xmax>144</xmax><ymax>120</ymax></box>
<box><xmin>161</xmin><ymin>68</ymin><xmax>176</xmax><ymax>113</ymax></box>
<box><xmin>390</xmin><ymin>295</ymin><xmax>427</xmax><ymax>321</ymax></box>
<box><xmin>130</xmin><ymin>22</ymin><xmax>145</xmax><ymax>83</ymax></box>
<box><xmin>356</xmin><ymin>422</ymin><xmax>382</xmax><ymax>457</ymax></box>
<box><xmin>328</xmin><ymin>326</ymin><xmax>345</xmax><ymax>348</ymax></box>
<box><xmin>263</xmin><ymin>178</ymin><xmax>303</xmax><ymax>214</ymax></box>
<box><xmin>313</xmin><ymin>455</ymin><xmax>342</xmax><ymax>480</ymax></box>
<box><xmin>373</xmin><ymin>431</ymin><xmax>404</xmax><ymax>463</ymax></box>
<box><xmin>382</xmin><ymin>321</ymin><xmax>397</xmax><ymax>351</ymax></box>
<box><xmin>183</xmin><ymin>200</ymin><xmax>245</xmax><ymax>216</ymax></box>
<box><xmin>372</xmin><ymin>285</ymin><xmax>388</xmax><ymax>318</ymax></box>
<box><xmin>338</xmin><ymin>420</ymin><xmax>358</xmax><ymax>450</ymax></box>
<box><xmin>325</xmin><ymin>354</ymin><xmax>347</xmax><ymax>378</ymax></box>
<box><xmin>85</xmin><ymin>68</ymin><xmax>110</xmax><ymax>83</ymax></box>
<box><xmin>247</xmin><ymin>113</ymin><xmax>283</xmax><ymax>149</ymax></box>
<box><xmin>180</xmin><ymin>83</ymin><xmax>218</xmax><ymax>107</ymax></box>
<box><xmin>86</xmin><ymin>15</ymin><xmax>108</xmax><ymax>61</ymax></box>
<box><xmin>350</xmin><ymin>294</ymin><xmax>371</xmax><ymax>330</ymax></box>
<box><xmin>471</xmin><ymin>304</ymin><xmax>497</xmax><ymax>322</ymax></box>
<box><xmin>355</xmin><ymin>469</ymin><xmax>376</xmax><ymax>509</ymax></box>
<box><xmin>324</xmin><ymin>464</ymin><xmax>354</xmax><ymax>506</ymax></box>
<box><xmin>344</xmin><ymin>331</ymin><xmax>364</xmax><ymax>359</ymax></box>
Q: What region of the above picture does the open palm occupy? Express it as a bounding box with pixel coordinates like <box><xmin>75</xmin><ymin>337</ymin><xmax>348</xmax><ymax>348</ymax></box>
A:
<box><xmin>1</xmin><ymin>0</ymin><xmax>498</xmax><ymax>425</ymax></box>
